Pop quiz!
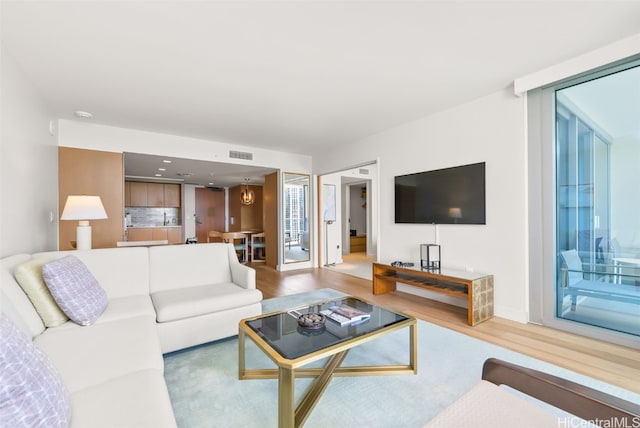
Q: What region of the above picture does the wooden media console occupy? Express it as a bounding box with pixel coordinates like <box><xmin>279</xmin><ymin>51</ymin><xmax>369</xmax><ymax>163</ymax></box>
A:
<box><xmin>372</xmin><ymin>262</ymin><xmax>494</xmax><ymax>326</ymax></box>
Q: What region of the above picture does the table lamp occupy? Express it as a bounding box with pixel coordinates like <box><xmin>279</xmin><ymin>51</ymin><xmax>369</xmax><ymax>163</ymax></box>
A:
<box><xmin>420</xmin><ymin>243</ymin><xmax>441</xmax><ymax>270</ymax></box>
<box><xmin>61</xmin><ymin>195</ymin><xmax>108</xmax><ymax>250</ymax></box>
<box><xmin>448</xmin><ymin>207</ymin><xmax>462</xmax><ymax>223</ymax></box>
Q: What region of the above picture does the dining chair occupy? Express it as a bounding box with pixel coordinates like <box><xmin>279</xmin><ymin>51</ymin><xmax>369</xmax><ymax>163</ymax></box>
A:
<box><xmin>207</xmin><ymin>230</ymin><xmax>224</xmax><ymax>243</ymax></box>
<box><xmin>251</xmin><ymin>232</ymin><xmax>266</xmax><ymax>263</ymax></box>
<box><xmin>222</xmin><ymin>232</ymin><xmax>248</xmax><ymax>263</ymax></box>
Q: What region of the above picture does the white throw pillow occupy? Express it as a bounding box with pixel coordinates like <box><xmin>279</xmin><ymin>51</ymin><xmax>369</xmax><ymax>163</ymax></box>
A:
<box><xmin>14</xmin><ymin>255</ymin><xmax>69</xmax><ymax>327</ymax></box>
<box><xmin>0</xmin><ymin>314</ymin><xmax>71</xmax><ymax>427</ymax></box>
<box><xmin>42</xmin><ymin>255</ymin><xmax>107</xmax><ymax>326</ymax></box>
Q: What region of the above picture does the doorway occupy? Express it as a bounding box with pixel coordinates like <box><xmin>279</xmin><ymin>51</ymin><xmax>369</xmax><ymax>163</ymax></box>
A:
<box><xmin>195</xmin><ymin>187</ymin><xmax>225</xmax><ymax>243</ymax></box>
<box><xmin>345</xmin><ymin>181</ymin><xmax>369</xmax><ymax>254</ymax></box>
<box><xmin>318</xmin><ymin>162</ymin><xmax>378</xmax><ymax>269</ymax></box>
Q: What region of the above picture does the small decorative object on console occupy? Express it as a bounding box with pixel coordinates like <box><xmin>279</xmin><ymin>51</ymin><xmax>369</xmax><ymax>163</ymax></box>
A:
<box><xmin>391</xmin><ymin>261</ymin><xmax>414</xmax><ymax>267</ymax></box>
<box><xmin>297</xmin><ymin>312</ymin><xmax>326</xmax><ymax>330</ymax></box>
<box><xmin>321</xmin><ymin>305</ymin><xmax>371</xmax><ymax>326</ymax></box>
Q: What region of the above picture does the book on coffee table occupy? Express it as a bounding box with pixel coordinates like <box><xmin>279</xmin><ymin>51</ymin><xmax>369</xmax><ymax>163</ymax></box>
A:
<box><xmin>320</xmin><ymin>305</ymin><xmax>371</xmax><ymax>326</ymax></box>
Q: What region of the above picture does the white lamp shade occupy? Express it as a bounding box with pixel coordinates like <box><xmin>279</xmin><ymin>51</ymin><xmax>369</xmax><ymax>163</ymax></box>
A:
<box><xmin>61</xmin><ymin>195</ymin><xmax>108</xmax><ymax>220</ymax></box>
<box><xmin>60</xmin><ymin>196</ymin><xmax>107</xmax><ymax>251</ymax></box>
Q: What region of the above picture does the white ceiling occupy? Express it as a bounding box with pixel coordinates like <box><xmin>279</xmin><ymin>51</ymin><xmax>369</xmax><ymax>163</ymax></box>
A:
<box><xmin>3</xmin><ymin>1</ymin><xmax>640</xmax><ymax>159</ymax></box>
<box><xmin>124</xmin><ymin>152</ymin><xmax>275</xmax><ymax>187</ymax></box>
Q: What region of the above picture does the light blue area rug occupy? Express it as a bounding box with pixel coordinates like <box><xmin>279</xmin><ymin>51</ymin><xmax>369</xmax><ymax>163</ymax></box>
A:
<box><xmin>164</xmin><ymin>289</ymin><xmax>640</xmax><ymax>427</ymax></box>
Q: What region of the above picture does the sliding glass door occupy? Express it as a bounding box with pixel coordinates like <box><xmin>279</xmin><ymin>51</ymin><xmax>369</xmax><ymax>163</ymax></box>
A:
<box><xmin>555</xmin><ymin>65</ymin><xmax>640</xmax><ymax>337</ymax></box>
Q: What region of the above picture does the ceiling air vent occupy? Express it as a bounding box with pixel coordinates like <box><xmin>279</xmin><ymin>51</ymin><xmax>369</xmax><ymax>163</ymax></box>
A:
<box><xmin>229</xmin><ymin>150</ymin><xmax>253</xmax><ymax>161</ymax></box>
<box><xmin>359</xmin><ymin>168</ymin><xmax>369</xmax><ymax>175</ymax></box>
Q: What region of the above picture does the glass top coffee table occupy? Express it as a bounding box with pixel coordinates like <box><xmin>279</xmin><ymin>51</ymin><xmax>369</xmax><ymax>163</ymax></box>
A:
<box><xmin>238</xmin><ymin>296</ymin><xmax>417</xmax><ymax>428</ymax></box>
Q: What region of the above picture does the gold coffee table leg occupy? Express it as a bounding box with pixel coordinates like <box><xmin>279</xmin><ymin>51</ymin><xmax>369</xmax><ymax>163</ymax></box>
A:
<box><xmin>294</xmin><ymin>350</ymin><xmax>349</xmax><ymax>428</ymax></box>
<box><xmin>279</xmin><ymin>366</ymin><xmax>295</xmax><ymax>428</ymax></box>
<box><xmin>238</xmin><ymin>329</ymin><xmax>246</xmax><ymax>379</ymax></box>
<box><xmin>276</xmin><ymin>350</ymin><xmax>351</xmax><ymax>428</ymax></box>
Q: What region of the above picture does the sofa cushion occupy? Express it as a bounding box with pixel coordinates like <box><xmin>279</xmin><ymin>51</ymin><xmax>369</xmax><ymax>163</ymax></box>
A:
<box><xmin>149</xmin><ymin>243</ymin><xmax>232</xmax><ymax>293</ymax></box>
<box><xmin>1</xmin><ymin>254</ymin><xmax>46</xmax><ymax>338</ymax></box>
<box><xmin>34</xmin><ymin>316</ymin><xmax>164</xmax><ymax>394</ymax></box>
<box><xmin>52</xmin><ymin>295</ymin><xmax>156</xmax><ymax>333</ymax></box>
<box><xmin>0</xmin><ymin>314</ymin><xmax>71</xmax><ymax>428</ymax></box>
<box><xmin>14</xmin><ymin>255</ymin><xmax>69</xmax><ymax>327</ymax></box>
<box><xmin>152</xmin><ymin>282</ymin><xmax>263</xmax><ymax>322</ymax></box>
<box><xmin>72</xmin><ymin>247</ymin><xmax>151</xmax><ymax>299</ymax></box>
<box><xmin>33</xmin><ymin>248</ymin><xmax>152</xmax><ymax>299</ymax></box>
<box><xmin>35</xmin><ymin>316</ymin><xmax>164</xmax><ymax>392</ymax></box>
<box><xmin>70</xmin><ymin>369</ymin><xmax>177</xmax><ymax>428</ymax></box>
<box><xmin>424</xmin><ymin>380</ymin><xmax>559</xmax><ymax>427</ymax></box>
<box><xmin>42</xmin><ymin>255</ymin><xmax>107</xmax><ymax>326</ymax></box>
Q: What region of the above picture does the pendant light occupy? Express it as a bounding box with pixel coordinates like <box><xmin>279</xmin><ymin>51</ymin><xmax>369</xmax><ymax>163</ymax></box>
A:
<box><xmin>240</xmin><ymin>178</ymin><xmax>255</xmax><ymax>205</ymax></box>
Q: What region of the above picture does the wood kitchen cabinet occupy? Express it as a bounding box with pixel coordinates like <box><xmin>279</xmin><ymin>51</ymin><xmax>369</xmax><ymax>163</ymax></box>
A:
<box><xmin>167</xmin><ymin>227</ymin><xmax>182</xmax><ymax>244</ymax></box>
<box><xmin>146</xmin><ymin>183</ymin><xmax>165</xmax><ymax>207</ymax></box>
<box><xmin>125</xmin><ymin>181</ymin><xmax>181</xmax><ymax>208</ymax></box>
<box><xmin>126</xmin><ymin>228</ymin><xmax>152</xmax><ymax>241</ymax></box>
<box><xmin>155</xmin><ymin>227</ymin><xmax>182</xmax><ymax>244</ymax></box>
<box><xmin>151</xmin><ymin>227</ymin><xmax>168</xmax><ymax>241</ymax></box>
<box><xmin>129</xmin><ymin>182</ymin><xmax>148</xmax><ymax>206</ymax></box>
<box><xmin>128</xmin><ymin>227</ymin><xmax>182</xmax><ymax>244</ymax></box>
<box><xmin>164</xmin><ymin>184</ymin><xmax>181</xmax><ymax>207</ymax></box>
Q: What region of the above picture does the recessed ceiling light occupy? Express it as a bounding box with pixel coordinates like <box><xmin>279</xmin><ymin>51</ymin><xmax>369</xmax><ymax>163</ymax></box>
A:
<box><xmin>163</xmin><ymin>160</ymin><xmax>172</xmax><ymax>164</ymax></box>
<box><xmin>208</xmin><ymin>182</ymin><xmax>214</xmax><ymax>185</ymax></box>
<box><xmin>158</xmin><ymin>168</ymin><xmax>166</xmax><ymax>171</ymax></box>
<box><xmin>74</xmin><ymin>110</ymin><xmax>93</xmax><ymax>119</ymax></box>
<box><xmin>155</xmin><ymin>174</ymin><xmax>162</xmax><ymax>177</ymax></box>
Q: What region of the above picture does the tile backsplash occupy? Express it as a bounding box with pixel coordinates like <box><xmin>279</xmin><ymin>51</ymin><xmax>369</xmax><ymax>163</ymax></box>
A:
<box><xmin>126</xmin><ymin>207</ymin><xmax>181</xmax><ymax>227</ymax></box>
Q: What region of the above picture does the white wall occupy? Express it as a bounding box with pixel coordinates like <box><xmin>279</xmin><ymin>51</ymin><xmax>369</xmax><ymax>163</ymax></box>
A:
<box><xmin>0</xmin><ymin>51</ymin><xmax>58</xmax><ymax>257</ymax></box>
<box><xmin>58</xmin><ymin>120</ymin><xmax>312</xmax><ymax>174</ymax></box>
<box><xmin>313</xmin><ymin>88</ymin><xmax>529</xmax><ymax>322</ymax></box>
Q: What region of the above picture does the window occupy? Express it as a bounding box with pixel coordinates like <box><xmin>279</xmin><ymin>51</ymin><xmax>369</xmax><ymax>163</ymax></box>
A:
<box><xmin>283</xmin><ymin>173</ymin><xmax>310</xmax><ymax>263</ymax></box>
<box><xmin>553</xmin><ymin>64</ymin><xmax>640</xmax><ymax>337</ymax></box>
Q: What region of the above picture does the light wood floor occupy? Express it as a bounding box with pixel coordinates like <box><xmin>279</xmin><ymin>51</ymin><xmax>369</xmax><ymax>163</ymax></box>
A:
<box><xmin>250</xmin><ymin>263</ymin><xmax>640</xmax><ymax>394</ymax></box>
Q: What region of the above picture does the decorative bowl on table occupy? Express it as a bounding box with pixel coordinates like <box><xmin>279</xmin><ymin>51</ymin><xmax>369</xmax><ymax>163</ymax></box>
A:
<box><xmin>297</xmin><ymin>313</ymin><xmax>326</xmax><ymax>330</ymax></box>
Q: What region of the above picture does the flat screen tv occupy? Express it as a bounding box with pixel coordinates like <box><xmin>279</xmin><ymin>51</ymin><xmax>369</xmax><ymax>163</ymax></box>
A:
<box><xmin>395</xmin><ymin>162</ymin><xmax>486</xmax><ymax>224</ymax></box>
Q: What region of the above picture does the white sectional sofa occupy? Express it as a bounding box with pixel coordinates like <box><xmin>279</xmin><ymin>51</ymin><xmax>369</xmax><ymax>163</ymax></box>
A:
<box><xmin>0</xmin><ymin>243</ymin><xmax>263</xmax><ymax>427</ymax></box>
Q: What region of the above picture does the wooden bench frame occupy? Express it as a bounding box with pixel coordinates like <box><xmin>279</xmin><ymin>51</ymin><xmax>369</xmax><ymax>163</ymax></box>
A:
<box><xmin>482</xmin><ymin>358</ymin><xmax>640</xmax><ymax>425</ymax></box>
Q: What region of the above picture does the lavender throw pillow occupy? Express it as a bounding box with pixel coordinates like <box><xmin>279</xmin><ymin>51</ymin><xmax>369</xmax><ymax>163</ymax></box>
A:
<box><xmin>0</xmin><ymin>314</ymin><xmax>71</xmax><ymax>428</ymax></box>
<box><xmin>42</xmin><ymin>255</ymin><xmax>107</xmax><ymax>326</ymax></box>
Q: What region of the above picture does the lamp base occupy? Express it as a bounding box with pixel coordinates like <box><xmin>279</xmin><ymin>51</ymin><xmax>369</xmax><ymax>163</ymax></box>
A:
<box><xmin>420</xmin><ymin>243</ymin><xmax>441</xmax><ymax>271</ymax></box>
<box><xmin>76</xmin><ymin>221</ymin><xmax>92</xmax><ymax>250</ymax></box>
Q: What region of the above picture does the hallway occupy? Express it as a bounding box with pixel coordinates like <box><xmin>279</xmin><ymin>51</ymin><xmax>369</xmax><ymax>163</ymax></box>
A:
<box><xmin>323</xmin><ymin>252</ymin><xmax>375</xmax><ymax>280</ymax></box>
